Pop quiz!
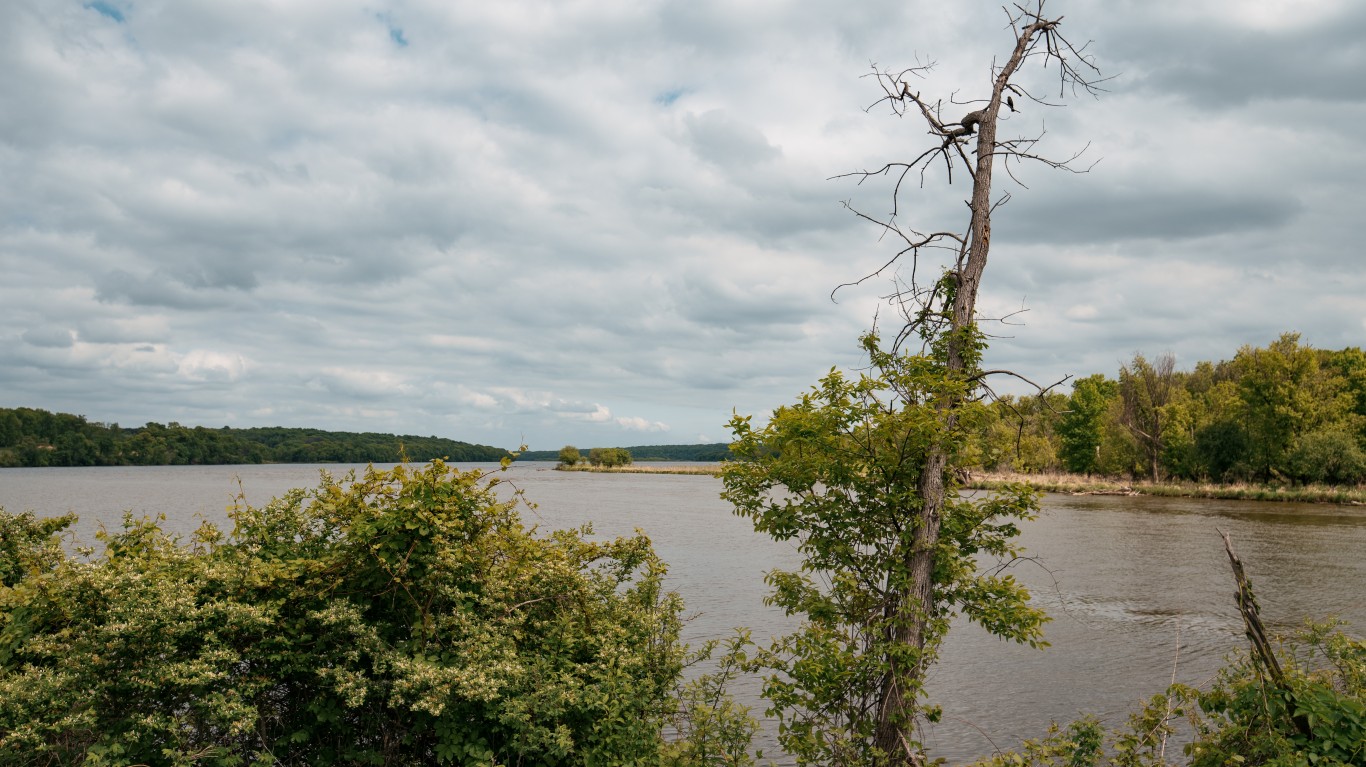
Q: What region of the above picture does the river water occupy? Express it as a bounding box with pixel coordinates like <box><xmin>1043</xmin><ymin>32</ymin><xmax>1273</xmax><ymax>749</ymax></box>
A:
<box><xmin>2</xmin><ymin>462</ymin><xmax>1363</xmax><ymax>763</ymax></box>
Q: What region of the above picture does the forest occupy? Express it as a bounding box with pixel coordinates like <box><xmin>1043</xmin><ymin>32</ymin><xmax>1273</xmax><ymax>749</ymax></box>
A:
<box><xmin>0</xmin><ymin>408</ymin><xmax>508</xmax><ymax>467</ymax></box>
<box><xmin>969</xmin><ymin>334</ymin><xmax>1366</xmax><ymax>486</ymax></box>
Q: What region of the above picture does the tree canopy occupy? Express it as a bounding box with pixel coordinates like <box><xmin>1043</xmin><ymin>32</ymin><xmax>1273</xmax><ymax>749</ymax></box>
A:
<box><xmin>963</xmin><ymin>334</ymin><xmax>1366</xmax><ymax>485</ymax></box>
<box><xmin>0</xmin><ymin>408</ymin><xmax>508</xmax><ymax>467</ymax></box>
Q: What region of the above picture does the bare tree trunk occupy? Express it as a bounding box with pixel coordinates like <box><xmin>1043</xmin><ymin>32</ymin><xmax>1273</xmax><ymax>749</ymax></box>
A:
<box><xmin>869</xmin><ymin>12</ymin><xmax>1087</xmax><ymax>762</ymax></box>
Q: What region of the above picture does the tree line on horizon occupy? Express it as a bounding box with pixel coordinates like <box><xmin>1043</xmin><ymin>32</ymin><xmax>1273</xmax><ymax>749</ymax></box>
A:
<box><xmin>971</xmin><ymin>333</ymin><xmax>1366</xmax><ymax>485</ymax></box>
<box><xmin>0</xmin><ymin>408</ymin><xmax>508</xmax><ymax>467</ymax></box>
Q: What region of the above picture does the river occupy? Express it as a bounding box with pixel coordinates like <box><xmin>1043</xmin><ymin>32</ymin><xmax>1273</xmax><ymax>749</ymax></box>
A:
<box><xmin>2</xmin><ymin>462</ymin><xmax>1363</xmax><ymax>763</ymax></box>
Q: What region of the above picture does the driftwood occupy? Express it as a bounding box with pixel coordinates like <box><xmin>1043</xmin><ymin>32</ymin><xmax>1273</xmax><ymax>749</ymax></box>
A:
<box><xmin>1218</xmin><ymin>529</ymin><xmax>1314</xmax><ymax>739</ymax></box>
<box><xmin>1070</xmin><ymin>487</ymin><xmax>1139</xmax><ymax>496</ymax></box>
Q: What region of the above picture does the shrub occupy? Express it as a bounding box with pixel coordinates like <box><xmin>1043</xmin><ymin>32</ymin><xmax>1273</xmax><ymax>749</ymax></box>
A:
<box><xmin>0</xmin><ymin>461</ymin><xmax>692</xmax><ymax>765</ymax></box>
<box><xmin>1286</xmin><ymin>430</ymin><xmax>1366</xmax><ymax>486</ymax></box>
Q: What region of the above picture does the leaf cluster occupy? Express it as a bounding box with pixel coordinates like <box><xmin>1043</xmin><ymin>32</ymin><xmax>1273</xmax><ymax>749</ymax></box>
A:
<box><xmin>722</xmin><ymin>334</ymin><xmax>1047</xmax><ymax>765</ymax></box>
<box><xmin>970</xmin><ymin>622</ymin><xmax>1365</xmax><ymax>767</ymax></box>
<box><xmin>0</xmin><ymin>461</ymin><xmax>690</xmax><ymax>766</ymax></box>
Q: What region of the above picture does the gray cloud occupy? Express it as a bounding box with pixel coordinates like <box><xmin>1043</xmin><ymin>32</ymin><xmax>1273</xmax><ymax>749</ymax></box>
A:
<box><xmin>2</xmin><ymin>0</ymin><xmax>1363</xmax><ymax>449</ymax></box>
<box><xmin>1105</xmin><ymin>4</ymin><xmax>1366</xmax><ymax>108</ymax></box>
<box><xmin>684</xmin><ymin>110</ymin><xmax>782</xmax><ymax>167</ymax></box>
<box><xmin>21</xmin><ymin>327</ymin><xmax>74</xmax><ymax>348</ymax></box>
<box><xmin>1001</xmin><ymin>185</ymin><xmax>1303</xmax><ymax>244</ymax></box>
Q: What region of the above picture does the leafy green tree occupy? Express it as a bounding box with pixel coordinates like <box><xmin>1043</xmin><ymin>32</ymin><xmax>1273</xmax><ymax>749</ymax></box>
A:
<box><xmin>1233</xmin><ymin>333</ymin><xmax>1356</xmax><ymax>480</ymax></box>
<box><xmin>588</xmin><ymin>447</ymin><xmax>632</xmax><ymax>467</ymax></box>
<box><xmin>1057</xmin><ymin>375</ymin><xmax>1119</xmax><ymax>474</ymax></box>
<box><xmin>52</xmin><ymin>430</ymin><xmax>99</xmax><ymax>466</ymax></box>
<box><xmin>1323</xmin><ymin>347</ymin><xmax>1366</xmax><ymax>441</ymax></box>
<box><xmin>1157</xmin><ymin>389</ymin><xmax>1203</xmax><ymax>481</ymax></box>
<box><xmin>971</xmin><ymin>394</ymin><xmax>1065</xmax><ymax>474</ymax></box>
<box><xmin>1286</xmin><ymin>429</ymin><xmax>1366</xmax><ymax>485</ymax></box>
<box><xmin>724</xmin><ymin>337</ymin><xmax>1048</xmax><ymax>766</ymax></box>
<box><xmin>0</xmin><ymin>411</ymin><xmax>20</xmax><ymax>447</ymax></box>
<box><xmin>558</xmin><ymin>445</ymin><xmax>582</xmax><ymax>466</ymax></box>
<box><xmin>0</xmin><ymin>461</ymin><xmax>700</xmax><ymax>765</ymax></box>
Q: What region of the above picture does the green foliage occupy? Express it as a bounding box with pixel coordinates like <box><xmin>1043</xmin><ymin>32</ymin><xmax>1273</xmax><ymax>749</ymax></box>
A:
<box><xmin>558</xmin><ymin>445</ymin><xmax>582</xmax><ymax>466</ymax></box>
<box><xmin>1232</xmin><ymin>334</ymin><xmax>1350</xmax><ymax>481</ymax></box>
<box><xmin>0</xmin><ymin>510</ymin><xmax>75</xmax><ymax>592</ymax></box>
<box><xmin>723</xmin><ymin>334</ymin><xmax>1047</xmax><ymax>766</ymax></box>
<box><xmin>0</xmin><ymin>407</ymin><xmax>509</xmax><ymax>467</ymax></box>
<box><xmin>1057</xmin><ymin>375</ymin><xmax>1119</xmax><ymax>475</ymax></box>
<box><xmin>963</xmin><ymin>335</ymin><xmax>1366</xmax><ymax>487</ymax></box>
<box><xmin>967</xmin><ymin>393</ymin><xmax>1065</xmax><ymax>474</ymax></box>
<box><xmin>1187</xmin><ymin>622</ymin><xmax>1366</xmax><ymax>767</ymax></box>
<box><xmin>661</xmin><ymin>632</ymin><xmax>762</xmax><ymax>767</ymax></box>
<box><xmin>1286</xmin><ymin>430</ymin><xmax>1366</xmax><ymax>485</ymax></box>
<box><xmin>0</xmin><ymin>461</ymin><xmax>699</xmax><ymax>765</ymax></box>
<box><xmin>971</xmin><ymin>622</ymin><xmax>1365</xmax><ymax>767</ymax></box>
<box><xmin>966</xmin><ymin>718</ymin><xmax>1106</xmax><ymax>767</ymax></box>
<box><xmin>588</xmin><ymin>447</ymin><xmax>634</xmax><ymax>467</ymax></box>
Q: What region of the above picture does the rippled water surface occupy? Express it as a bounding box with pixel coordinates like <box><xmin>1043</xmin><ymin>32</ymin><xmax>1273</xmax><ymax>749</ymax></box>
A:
<box><xmin>3</xmin><ymin>463</ymin><xmax>1364</xmax><ymax>763</ymax></box>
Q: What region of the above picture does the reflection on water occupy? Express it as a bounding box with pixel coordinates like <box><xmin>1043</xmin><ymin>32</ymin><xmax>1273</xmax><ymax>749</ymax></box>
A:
<box><xmin>2</xmin><ymin>464</ymin><xmax>1363</xmax><ymax>764</ymax></box>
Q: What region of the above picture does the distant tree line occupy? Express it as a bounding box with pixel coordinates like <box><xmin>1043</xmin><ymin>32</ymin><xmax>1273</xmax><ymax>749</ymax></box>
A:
<box><xmin>522</xmin><ymin>443</ymin><xmax>731</xmax><ymax>462</ymax></box>
<box><xmin>969</xmin><ymin>333</ymin><xmax>1366</xmax><ymax>485</ymax></box>
<box><xmin>0</xmin><ymin>407</ymin><xmax>508</xmax><ymax>467</ymax></box>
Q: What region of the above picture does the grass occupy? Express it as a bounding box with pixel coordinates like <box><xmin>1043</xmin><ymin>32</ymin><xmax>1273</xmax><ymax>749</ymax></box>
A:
<box><xmin>551</xmin><ymin>464</ymin><xmax>1366</xmax><ymax>505</ymax></box>
<box><xmin>967</xmin><ymin>470</ymin><xmax>1366</xmax><ymax>505</ymax></box>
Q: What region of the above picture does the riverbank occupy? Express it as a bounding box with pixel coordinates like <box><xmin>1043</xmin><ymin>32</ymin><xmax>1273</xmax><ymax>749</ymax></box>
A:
<box><xmin>966</xmin><ymin>470</ymin><xmax>1366</xmax><ymax>505</ymax></box>
<box><xmin>554</xmin><ymin>464</ymin><xmax>1366</xmax><ymax>505</ymax></box>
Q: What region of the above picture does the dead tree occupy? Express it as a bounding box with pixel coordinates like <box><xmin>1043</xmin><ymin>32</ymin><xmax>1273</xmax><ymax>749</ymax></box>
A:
<box><xmin>833</xmin><ymin>3</ymin><xmax>1105</xmax><ymax>761</ymax></box>
<box><xmin>1219</xmin><ymin>530</ymin><xmax>1314</xmax><ymax>740</ymax></box>
<box><xmin>1119</xmin><ymin>352</ymin><xmax>1177</xmax><ymax>483</ymax></box>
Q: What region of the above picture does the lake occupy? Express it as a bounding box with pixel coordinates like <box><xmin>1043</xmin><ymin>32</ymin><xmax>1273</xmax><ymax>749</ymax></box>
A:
<box><xmin>2</xmin><ymin>462</ymin><xmax>1363</xmax><ymax>763</ymax></box>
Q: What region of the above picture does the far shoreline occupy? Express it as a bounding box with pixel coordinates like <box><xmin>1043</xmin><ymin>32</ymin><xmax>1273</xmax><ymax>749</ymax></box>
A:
<box><xmin>553</xmin><ymin>464</ymin><xmax>1366</xmax><ymax>505</ymax></box>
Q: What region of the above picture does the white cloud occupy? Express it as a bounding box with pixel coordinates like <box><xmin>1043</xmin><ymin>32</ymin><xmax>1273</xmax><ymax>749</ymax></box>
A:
<box><xmin>179</xmin><ymin>350</ymin><xmax>251</xmax><ymax>382</ymax></box>
<box><xmin>616</xmin><ymin>416</ymin><xmax>669</xmax><ymax>432</ymax></box>
<box><xmin>2</xmin><ymin>0</ymin><xmax>1364</xmax><ymax>448</ymax></box>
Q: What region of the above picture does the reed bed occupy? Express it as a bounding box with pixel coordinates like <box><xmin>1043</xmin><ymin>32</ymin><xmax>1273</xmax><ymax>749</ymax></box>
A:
<box><xmin>967</xmin><ymin>470</ymin><xmax>1366</xmax><ymax>505</ymax></box>
<box><xmin>553</xmin><ymin>465</ymin><xmax>1366</xmax><ymax>505</ymax></box>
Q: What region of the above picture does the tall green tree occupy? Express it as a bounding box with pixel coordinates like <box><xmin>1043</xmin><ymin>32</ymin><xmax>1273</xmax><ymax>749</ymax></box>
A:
<box><xmin>724</xmin><ymin>338</ymin><xmax>1047</xmax><ymax>766</ymax></box>
<box><xmin>1234</xmin><ymin>333</ymin><xmax>1354</xmax><ymax>480</ymax></box>
<box><xmin>1057</xmin><ymin>375</ymin><xmax>1118</xmax><ymax>475</ymax></box>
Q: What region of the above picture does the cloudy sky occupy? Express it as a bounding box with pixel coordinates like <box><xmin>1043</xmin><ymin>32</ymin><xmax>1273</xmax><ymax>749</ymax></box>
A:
<box><xmin>3</xmin><ymin>0</ymin><xmax>1363</xmax><ymax>451</ymax></box>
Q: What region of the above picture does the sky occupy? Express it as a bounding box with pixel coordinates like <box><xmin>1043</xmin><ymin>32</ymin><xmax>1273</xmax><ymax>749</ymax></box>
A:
<box><xmin>3</xmin><ymin>0</ymin><xmax>1363</xmax><ymax>452</ymax></box>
